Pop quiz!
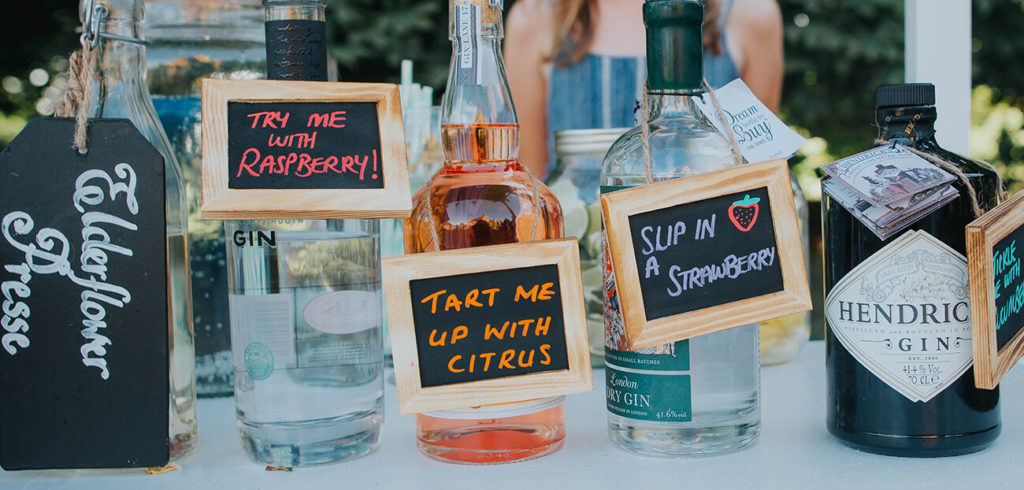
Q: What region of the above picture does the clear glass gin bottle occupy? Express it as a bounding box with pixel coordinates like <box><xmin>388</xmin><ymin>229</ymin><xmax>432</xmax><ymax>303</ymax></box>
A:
<box><xmin>224</xmin><ymin>0</ymin><xmax>383</xmax><ymax>466</ymax></box>
<box><xmin>79</xmin><ymin>0</ymin><xmax>198</xmax><ymax>459</ymax></box>
<box><xmin>601</xmin><ymin>0</ymin><xmax>760</xmax><ymax>456</ymax></box>
<box><xmin>405</xmin><ymin>0</ymin><xmax>566</xmax><ymax>464</ymax></box>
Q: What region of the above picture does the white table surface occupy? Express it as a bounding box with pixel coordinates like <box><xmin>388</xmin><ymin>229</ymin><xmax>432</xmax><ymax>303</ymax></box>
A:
<box><xmin>2</xmin><ymin>341</ymin><xmax>1021</xmax><ymax>489</ymax></box>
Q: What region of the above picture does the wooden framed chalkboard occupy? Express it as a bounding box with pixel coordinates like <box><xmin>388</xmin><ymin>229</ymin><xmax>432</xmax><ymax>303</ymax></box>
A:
<box><xmin>967</xmin><ymin>190</ymin><xmax>1024</xmax><ymax>389</ymax></box>
<box><xmin>382</xmin><ymin>239</ymin><xmax>593</xmax><ymax>414</ymax></box>
<box><xmin>200</xmin><ymin>79</ymin><xmax>411</xmax><ymax>220</ymax></box>
<box><xmin>600</xmin><ymin>159</ymin><xmax>812</xmax><ymax>350</ymax></box>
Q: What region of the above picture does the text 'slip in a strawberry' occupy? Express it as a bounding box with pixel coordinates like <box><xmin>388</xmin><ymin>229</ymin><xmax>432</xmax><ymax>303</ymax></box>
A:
<box><xmin>732</xmin><ymin>194</ymin><xmax>761</xmax><ymax>207</ymax></box>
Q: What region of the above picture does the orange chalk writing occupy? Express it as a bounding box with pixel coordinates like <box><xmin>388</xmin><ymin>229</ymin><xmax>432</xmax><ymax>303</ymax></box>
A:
<box><xmin>514</xmin><ymin>282</ymin><xmax>556</xmax><ymax>303</ymax></box>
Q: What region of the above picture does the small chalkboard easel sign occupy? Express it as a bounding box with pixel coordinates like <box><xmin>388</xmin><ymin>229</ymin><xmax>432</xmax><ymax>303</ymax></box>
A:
<box><xmin>382</xmin><ymin>239</ymin><xmax>593</xmax><ymax>414</ymax></box>
<box><xmin>967</xmin><ymin>191</ymin><xmax>1024</xmax><ymax>389</ymax></box>
<box><xmin>200</xmin><ymin>79</ymin><xmax>411</xmax><ymax>220</ymax></box>
<box><xmin>0</xmin><ymin>118</ymin><xmax>170</xmax><ymax>469</ymax></box>
<box><xmin>601</xmin><ymin>159</ymin><xmax>812</xmax><ymax>350</ymax></box>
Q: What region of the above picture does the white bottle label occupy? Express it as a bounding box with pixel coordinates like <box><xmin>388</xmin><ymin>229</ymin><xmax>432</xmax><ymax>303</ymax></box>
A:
<box><xmin>302</xmin><ymin>290</ymin><xmax>381</xmax><ymax>335</ymax></box>
<box><xmin>229</xmin><ymin>293</ymin><xmax>297</xmax><ymax>376</ymax></box>
<box><xmin>693</xmin><ymin>78</ymin><xmax>806</xmax><ymax>163</ymax></box>
<box><xmin>825</xmin><ymin>230</ymin><xmax>974</xmax><ymax>403</ymax></box>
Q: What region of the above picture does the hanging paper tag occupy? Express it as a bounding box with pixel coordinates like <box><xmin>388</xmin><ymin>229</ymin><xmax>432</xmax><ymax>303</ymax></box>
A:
<box><xmin>454</xmin><ymin>2</ymin><xmax>482</xmax><ymax>85</ymax></box>
<box><xmin>0</xmin><ymin>118</ymin><xmax>170</xmax><ymax>469</ymax></box>
<box><xmin>694</xmin><ymin>79</ymin><xmax>807</xmax><ymax>162</ymax></box>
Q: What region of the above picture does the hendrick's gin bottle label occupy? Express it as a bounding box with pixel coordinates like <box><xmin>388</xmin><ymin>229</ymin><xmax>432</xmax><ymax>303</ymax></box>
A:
<box><xmin>825</xmin><ymin>230</ymin><xmax>973</xmax><ymax>402</ymax></box>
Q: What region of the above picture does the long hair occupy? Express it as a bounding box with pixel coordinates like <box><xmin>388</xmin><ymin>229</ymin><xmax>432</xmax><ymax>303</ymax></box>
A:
<box><xmin>548</xmin><ymin>0</ymin><xmax>724</xmax><ymax>67</ymax></box>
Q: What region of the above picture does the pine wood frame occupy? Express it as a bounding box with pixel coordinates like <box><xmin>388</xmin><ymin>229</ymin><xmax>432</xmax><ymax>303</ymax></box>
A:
<box><xmin>383</xmin><ymin>239</ymin><xmax>593</xmax><ymax>415</ymax></box>
<box><xmin>967</xmin><ymin>190</ymin><xmax>1024</xmax><ymax>389</ymax></box>
<box><xmin>600</xmin><ymin>159</ymin><xmax>812</xmax><ymax>350</ymax></box>
<box><xmin>200</xmin><ymin>79</ymin><xmax>411</xmax><ymax>220</ymax></box>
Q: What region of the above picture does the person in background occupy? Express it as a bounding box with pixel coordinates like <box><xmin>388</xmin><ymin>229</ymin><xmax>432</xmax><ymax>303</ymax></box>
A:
<box><xmin>506</xmin><ymin>0</ymin><xmax>783</xmax><ymax>177</ymax></box>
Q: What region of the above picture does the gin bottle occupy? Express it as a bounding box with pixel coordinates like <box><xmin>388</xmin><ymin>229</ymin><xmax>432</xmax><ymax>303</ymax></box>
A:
<box><xmin>405</xmin><ymin>0</ymin><xmax>566</xmax><ymax>464</ymax></box>
<box><xmin>601</xmin><ymin>0</ymin><xmax>760</xmax><ymax>456</ymax></box>
<box><xmin>823</xmin><ymin>83</ymin><xmax>1001</xmax><ymax>456</ymax></box>
<box><xmin>78</xmin><ymin>0</ymin><xmax>198</xmax><ymax>459</ymax></box>
<box><xmin>224</xmin><ymin>0</ymin><xmax>383</xmax><ymax>466</ymax></box>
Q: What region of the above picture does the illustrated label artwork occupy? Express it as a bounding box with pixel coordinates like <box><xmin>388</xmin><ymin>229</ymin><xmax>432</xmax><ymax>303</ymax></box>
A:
<box><xmin>627</xmin><ymin>186</ymin><xmax>783</xmax><ymax>321</ymax></box>
<box><xmin>993</xmin><ymin>230</ymin><xmax>1024</xmax><ymax>350</ymax></box>
<box><xmin>228</xmin><ymin>101</ymin><xmax>384</xmax><ymax>190</ymax></box>
<box><xmin>826</xmin><ymin>230</ymin><xmax>974</xmax><ymax>403</ymax></box>
<box><xmin>409</xmin><ymin>265</ymin><xmax>570</xmax><ymax>387</ymax></box>
<box><xmin>0</xmin><ymin>118</ymin><xmax>169</xmax><ymax>469</ymax></box>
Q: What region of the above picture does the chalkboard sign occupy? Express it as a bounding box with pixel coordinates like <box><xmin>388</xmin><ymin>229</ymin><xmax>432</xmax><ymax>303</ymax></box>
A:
<box><xmin>601</xmin><ymin>159</ymin><xmax>811</xmax><ymax>350</ymax></box>
<box><xmin>383</xmin><ymin>239</ymin><xmax>592</xmax><ymax>414</ymax></box>
<box><xmin>967</xmin><ymin>190</ymin><xmax>1024</xmax><ymax>389</ymax></box>
<box><xmin>201</xmin><ymin>79</ymin><xmax>411</xmax><ymax>220</ymax></box>
<box><xmin>228</xmin><ymin>101</ymin><xmax>384</xmax><ymax>190</ymax></box>
<box><xmin>0</xmin><ymin>118</ymin><xmax>170</xmax><ymax>469</ymax></box>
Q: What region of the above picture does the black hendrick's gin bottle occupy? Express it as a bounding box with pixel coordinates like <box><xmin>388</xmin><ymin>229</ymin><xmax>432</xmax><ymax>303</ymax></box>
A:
<box><xmin>823</xmin><ymin>83</ymin><xmax>1001</xmax><ymax>456</ymax></box>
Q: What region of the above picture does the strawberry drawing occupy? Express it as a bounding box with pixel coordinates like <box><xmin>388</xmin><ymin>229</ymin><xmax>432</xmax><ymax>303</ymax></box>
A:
<box><xmin>728</xmin><ymin>194</ymin><xmax>760</xmax><ymax>232</ymax></box>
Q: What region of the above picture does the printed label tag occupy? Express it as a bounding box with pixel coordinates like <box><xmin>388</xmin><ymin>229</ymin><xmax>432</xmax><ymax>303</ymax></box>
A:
<box><xmin>694</xmin><ymin>78</ymin><xmax>806</xmax><ymax>162</ymax></box>
<box><xmin>825</xmin><ymin>230</ymin><xmax>974</xmax><ymax>402</ymax></box>
<box><xmin>302</xmin><ymin>290</ymin><xmax>381</xmax><ymax>334</ymax></box>
<box><xmin>454</xmin><ymin>3</ymin><xmax>481</xmax><ymax>85</ymax></box>
<box><xmin>229</xmin><ymin>293</ymin><xmax>297</xmax><ymax>375</ymax></box>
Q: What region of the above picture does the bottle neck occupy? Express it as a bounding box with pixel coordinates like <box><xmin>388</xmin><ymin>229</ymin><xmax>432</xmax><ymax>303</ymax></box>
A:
<box><xmin>263</xmin><ymin>1</ymin><xmax>327</xmax><ymax>81</ymax></box>
<box><xmin>441</xmin><ymin>1</ymin><xmax>518</xmax><ymax>168</ymax></box>
<box><xmin>644</xmin><ymin>0</ymin><xmax>704</xmax><ymax>93</ymax></box>
<box><xmin>876</xmin><ymin>106</ymin><xmax>938</xmax><ymax>148</ymax></box>
<box><xmin>646</xmin><ymin>90</ymin><xmax>704</xmax><ymax>121</ymax></box>
<box><xmin>87</xmin><ymin>19</ymin><xmax>148</xmax><ymax>120</ymax></box>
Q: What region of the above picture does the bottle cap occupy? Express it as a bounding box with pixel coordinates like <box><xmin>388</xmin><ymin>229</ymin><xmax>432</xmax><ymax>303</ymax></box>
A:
<box><xmin>644</xmin><ymin>0</ymin><xmax>704</xmax><ymax>92</ymax></box>
<box><xmin>875</xmin><ymin>83</ymin><xmax>936</xmax><ymax>108</ymax></box>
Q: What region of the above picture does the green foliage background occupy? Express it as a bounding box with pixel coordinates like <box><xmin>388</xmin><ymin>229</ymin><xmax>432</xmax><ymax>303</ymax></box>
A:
<box><xmin>1</xmin><ymin>0</ymin><xmax>1022</xmax><ymax>196</ymax></box>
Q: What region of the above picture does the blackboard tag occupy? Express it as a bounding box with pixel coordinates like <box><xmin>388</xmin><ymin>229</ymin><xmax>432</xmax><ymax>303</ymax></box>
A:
<box><xmin>600</xmin><ymin>159</ymin><xmax>812</xmax><ymax>350</ymax></box>
<box><xmin>0</xmin><ymin>118</ymin><xmax>170</xmax><ymax>469</ymax></box>
<box><xmin>382</xmin><ymin>239</ymin><xmax>593</xmax><ymax>414</ymax></box>
<box><xmin>967</xmin><ymin>190</ymin><xmax>1024</xmax><ymax>389</ymax></box>
<box><xmin>200</xmin><ymin>79</ymin><xmax>412</xmax><ymax>220</ymax></box>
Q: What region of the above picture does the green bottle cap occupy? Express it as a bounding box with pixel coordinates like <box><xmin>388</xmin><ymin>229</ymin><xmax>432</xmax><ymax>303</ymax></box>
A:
<box><xmin>644</xmin><ymin>0</ymin><xmax>704</xmax><ymax>92</ymax></box>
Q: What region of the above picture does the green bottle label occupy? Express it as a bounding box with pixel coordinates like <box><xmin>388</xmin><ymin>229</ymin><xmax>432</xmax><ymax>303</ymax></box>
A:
<box><xmin>605</xmin><ymin>360</ymin><xmax>692</xmax><ymax>422</ymax></box>
<box><xmin>600</xmin><ymin>185</ymin><xmax>633</xmax><ymax>194</ymax></box>
<box><xmin>606</xmin><ymin>340</ymin><xmax>690</xmax><ymax>371</ymax></box>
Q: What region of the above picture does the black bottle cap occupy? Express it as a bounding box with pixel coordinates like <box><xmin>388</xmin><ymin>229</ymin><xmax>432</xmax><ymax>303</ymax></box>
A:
<box><xmin>875</xmin><ymin>83</ymin><xmax>936</xmax><ymax>108</ymax></box>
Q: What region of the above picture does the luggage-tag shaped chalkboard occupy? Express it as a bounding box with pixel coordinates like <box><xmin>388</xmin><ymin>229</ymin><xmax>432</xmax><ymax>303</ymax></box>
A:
<box><xmin>601</xmin><ymin>159</ymin><xmax>812</xmax><ymax>350</ymax></box>
<box><xmin>967</xmin><ymin>190</ymin><xmax>1024</xmax><ymax>389</ymax></box>
<box><xmin>200</xmin><ymin>79</ymin><xmax>412</xmax><ymax>220</ymax></box>
<box><xmin>0</xmin><ymin>118</ymin><xmax>170</xmax><ymax>470</ymax></box>
<box><xmin>382</xmin><ymin>239</ymin><xmax>593</xmax><ymax>414</ymax></box>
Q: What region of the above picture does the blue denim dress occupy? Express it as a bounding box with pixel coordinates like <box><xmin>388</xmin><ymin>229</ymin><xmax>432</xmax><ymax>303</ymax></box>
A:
<box><xmin>545</xmin><ymin>0</ymin><xmax>739</xmax><ymax>171</ymax></box>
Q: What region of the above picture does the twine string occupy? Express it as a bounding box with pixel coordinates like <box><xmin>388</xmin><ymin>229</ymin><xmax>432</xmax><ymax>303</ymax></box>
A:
<box><xmin>640</xmin><ymin>85</ymin><xmax>654</xmax><ymax>185</ymax></box>
<box><xmin>638</xmin><ymin>78</ymin><xmax>745</xmax><ymax>185</ymax></box>
<box><xmin>702</xmin><ymin>78</ymin><xmax>744</xmax><ymax>166</ymax></box>
<box><xmin>54</xmin><ymin>47</ymin><xmax>97</xmax><ymax>154</ymax></box>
